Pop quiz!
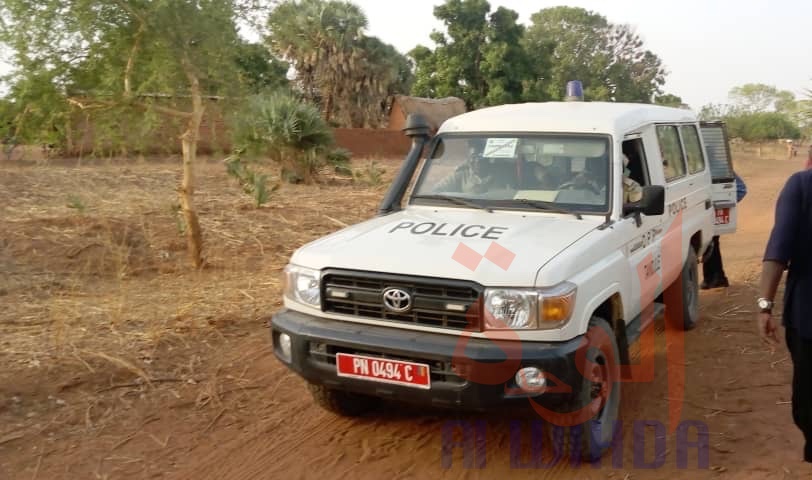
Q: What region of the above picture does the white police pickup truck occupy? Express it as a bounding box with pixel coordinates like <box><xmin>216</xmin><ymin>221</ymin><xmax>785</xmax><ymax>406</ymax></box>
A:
<box><xmin>270</xmin><ymin>82</ymin><xmax>738</xmax><ymax>460</ymax></box>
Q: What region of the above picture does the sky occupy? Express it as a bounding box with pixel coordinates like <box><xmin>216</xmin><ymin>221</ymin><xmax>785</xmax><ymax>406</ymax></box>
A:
<box><xmin>352</xmin><ymin>0</ymin><xmax>812</xmax><ymax>110</ymax></box>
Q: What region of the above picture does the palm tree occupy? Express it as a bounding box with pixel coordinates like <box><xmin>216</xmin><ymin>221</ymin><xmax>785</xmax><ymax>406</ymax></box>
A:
<box><xmin>267</xmin><ymin>0</ymin><xmax>368</xmax><ymax>123</ymax></box>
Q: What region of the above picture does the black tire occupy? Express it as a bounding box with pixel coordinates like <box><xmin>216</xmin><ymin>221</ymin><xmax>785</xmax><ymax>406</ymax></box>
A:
<box><xmin>307</xmin><ymin>383</ymin><xmax>381</xmax><ymax>417</ymax></box>
<box><xmin>544</xmin><ymin>316</ymin><xmax>622</xmax><ymax>463</ymax></box>
<box><xmin>666</xmin><ymin>247</ymin><xmax>700</xmax><ymax>331</ymax></box>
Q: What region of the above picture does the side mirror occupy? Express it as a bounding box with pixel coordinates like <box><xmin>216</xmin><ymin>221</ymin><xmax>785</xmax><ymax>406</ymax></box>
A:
<box><xmin>624</xmin><ymin>185</ymin><xmax>665</xmax><ymax>217</ymax></box>
<box><xmin>640</xmin><ymin>185</ymin><xmax>666</xmax><ymax>216</ymax></box>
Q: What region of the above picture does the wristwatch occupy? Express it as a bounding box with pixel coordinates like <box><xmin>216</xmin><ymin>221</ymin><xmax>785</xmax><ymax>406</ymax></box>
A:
<box><xmin>757</xmin><ymin>298</ymin><xmax>774</xmax><ymax>313</ymax></box>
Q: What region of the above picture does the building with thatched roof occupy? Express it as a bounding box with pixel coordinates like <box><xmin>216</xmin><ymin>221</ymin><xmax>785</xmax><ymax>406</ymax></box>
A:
<box><xmin>386</xmin><ymin>95</ymin><xmax>467</xmax><ymax>133</ymax></box>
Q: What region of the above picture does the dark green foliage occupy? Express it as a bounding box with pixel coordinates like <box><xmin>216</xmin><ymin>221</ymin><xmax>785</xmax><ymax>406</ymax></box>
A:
<box><xmin>235</xmin><ymin>42</ymin><xmax>291</xmax><ymax>94</ymax></box>
<box><xmin>229</xmin><ymin>91</ymin><xmax>351</xmax><ymax>184</ymax></box>
<box><xmin>409</xmin><ymin>0</ymin><xmax>532</xmax><ymax>109</ymax></box>
<box><xmin>524</xmin><ymin>6</ymin><xmax>666</xmax><ymax>103</ymax></box>
<box><xmin>410</xmin><ymin>2</ymin><xmax>666</xmax><ymax>107</ymax></box>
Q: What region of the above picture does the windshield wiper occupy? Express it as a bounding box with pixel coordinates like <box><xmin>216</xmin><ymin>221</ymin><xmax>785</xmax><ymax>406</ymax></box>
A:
<box><xmin>412</xmin><ymin>195</ymin><xmax>494</xmax><ymax>213</ymax></box>
<box><xmin>508</xmin><ymin>199</ymin><xmax>583</xmax><ymax>220</ymax></box>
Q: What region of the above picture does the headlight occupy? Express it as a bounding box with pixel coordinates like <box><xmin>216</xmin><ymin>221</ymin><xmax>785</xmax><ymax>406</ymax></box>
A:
<box><xmin>283</xmin><ymin>265</ymin><xmax>321</xmax><ymax>307</ymax></box>
<box><xmin>483</xmin><ymin>282</ymin><xmax>577</xmax><ymax>331</ymax></box>
<box><xmin>484</xmin><ymin>289</ymin><xmax>538</xmax><ymax>330</ymax></box>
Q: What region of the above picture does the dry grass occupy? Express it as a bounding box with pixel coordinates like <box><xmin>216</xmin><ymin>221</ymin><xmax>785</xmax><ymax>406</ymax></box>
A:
<box><xmin>0</xmin><ymin>156</ymin><xmax>398</xmax><ymax>477</ymax></box>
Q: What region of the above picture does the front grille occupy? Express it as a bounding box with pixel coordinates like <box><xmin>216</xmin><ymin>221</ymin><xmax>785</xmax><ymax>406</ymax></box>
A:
<box><xmin>309</xmin><ymin>342</ymin><xmax>466</xmax><ymax>385</ymax></box>
<box><xmin>321</xmin><ymin>270</ymin><xmax>483</xmax><ymax>331</ymax></box>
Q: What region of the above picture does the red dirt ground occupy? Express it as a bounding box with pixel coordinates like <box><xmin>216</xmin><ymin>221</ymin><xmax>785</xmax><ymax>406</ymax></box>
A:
<box><xmin>2</xmin><ymin>146</ymin><xmax>811</xmax><ymax>480</ymax></box>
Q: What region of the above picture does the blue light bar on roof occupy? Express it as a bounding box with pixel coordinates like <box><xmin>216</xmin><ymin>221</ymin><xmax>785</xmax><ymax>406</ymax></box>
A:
<box><xmin>565</xmin><ymin>80</ymin><xmax>584</xmax><ymax>102</ymax></box>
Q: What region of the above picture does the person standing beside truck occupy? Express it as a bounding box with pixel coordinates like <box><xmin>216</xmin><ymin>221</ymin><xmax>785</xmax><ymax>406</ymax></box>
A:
<box><xmin>757</xmin><ymin>168</ymin><xmax>812</xmax><ymax>464</ymax></box>
<box><xmin>701</xmin><ymin>173</ymin><xmax>747</xmax><ymax>289</ymax></box>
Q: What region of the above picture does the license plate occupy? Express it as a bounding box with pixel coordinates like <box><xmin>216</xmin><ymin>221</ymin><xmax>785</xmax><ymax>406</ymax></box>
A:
<box><xmin>336</xmin><ymin>353</ymin><xmax>431</xmax><ymax>390</ymax></box>
<box><xmin>715</xmin><ymin>208</ymin><xmax>730</xmax><ymax>225</ymax></box>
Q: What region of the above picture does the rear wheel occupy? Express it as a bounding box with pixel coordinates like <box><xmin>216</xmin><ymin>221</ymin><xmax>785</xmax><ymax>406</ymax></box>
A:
<box><xmin>544</xmin><ymin>316</ymin><xmax>621</xmax><ymax>463</ymax></box>
<box><xmin>307</xmin><ymin>383</ymin><xmax>381</xmax><ymax>417</ymax></box>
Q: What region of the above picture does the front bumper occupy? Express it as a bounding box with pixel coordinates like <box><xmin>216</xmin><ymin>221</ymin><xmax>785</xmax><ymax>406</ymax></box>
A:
<box><xmin>270</xmin><ymin>309</ymin><xmax>589</xmax><ymax>412</ymax></box>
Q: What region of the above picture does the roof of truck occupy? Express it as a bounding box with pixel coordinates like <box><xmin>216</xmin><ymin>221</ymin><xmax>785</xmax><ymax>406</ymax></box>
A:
<box><xmin>436</xmin><ymin>101</ymin><xmax>698</xmax><ymax>136</ymax></box>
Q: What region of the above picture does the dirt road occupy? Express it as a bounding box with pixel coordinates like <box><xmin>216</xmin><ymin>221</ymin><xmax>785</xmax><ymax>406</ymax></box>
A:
<box><xmin>165</xmin><ymin>152</ymin><xmax>812</xmax><ymax>480</ymax></box>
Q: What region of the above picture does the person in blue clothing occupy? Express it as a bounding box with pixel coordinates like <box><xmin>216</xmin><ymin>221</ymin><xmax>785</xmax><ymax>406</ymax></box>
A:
<box><xmin>701</xmin><ymin>173</ymin><xmax>748</xmax><ymax>289</ymax></box>
<box><xmin>758</xmin><ymin>168</ymin><xmax>812</xmax><ymax>463</ymax></box>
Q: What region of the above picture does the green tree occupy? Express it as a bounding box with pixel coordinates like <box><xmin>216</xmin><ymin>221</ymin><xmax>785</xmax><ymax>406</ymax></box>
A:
<box><xmin>229</xmin><ymin>91</ymin><xmax>345</xmax><ymax>184</ymax></box>
<box><xmin>266</xmin><ymin>0</ymin><xmax>410</xmax><ymax>126</ymax></box>
<box><xmin>729</xmin><ymin>83</ymin><xmax>796</xmax><ymax>114</ymax></box>
<box><xmin>409</xmin><ymin>0</ymin><xmax>531</xmax><ymax>109</ymax></box>
<box><xmin>725</xmin><ymin>112</ymin><xmax>801</xmax><ymax>141</ymax></box>
<box><xmin>654</xmin><ymin>93</ymin><xmax>684</xmax><ymax>107</ymax></box>
<box><xmin>524</xmin><ymin>6</ymin><xmax>666</xmax><ymax>103</ymax></box>
<box><xmin>267</xmin><ymin>0</ymin><xmax>367</xmax><ymax>123</ymax></box>
<box><xmin>480</xmin><ymin>7</ymin><xmax>532</xmax><ymax>106</ymax></box>
<box><xmin>345</xmin><ymin>36</ymin><xmax>414</xmax><ymax>127</ymax></box>
<box><xmin>0</xmin><ymin>0</ymin><xmax>263</xmax><ymax>268</ymax></box>
<box><xmin>235</xmin><ymin>42</ymin><xmax>291</xmax><ymax>94</ymax></box>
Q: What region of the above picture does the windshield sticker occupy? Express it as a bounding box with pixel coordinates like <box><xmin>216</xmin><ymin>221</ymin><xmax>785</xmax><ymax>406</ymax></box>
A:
<box><xmin>483</xmin><ymin>138</ymin><xmax>518</xmax><ymax>158</ymax></box>
<box><xmin>389</xmin><ymin>222</ymin><xmax>509</xmax><ymax>240</ymax></box>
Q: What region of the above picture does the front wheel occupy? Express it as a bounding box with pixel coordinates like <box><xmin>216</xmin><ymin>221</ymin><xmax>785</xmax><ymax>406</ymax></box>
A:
<box><xmin>666</xmin><ymin>247</ymin><xmax>700</xmax><ymax>331</ymax></box>
<box><xmin>544</xmin><ymin>316</ymin><xmax>622</xmax><ymax>463</ymax></box>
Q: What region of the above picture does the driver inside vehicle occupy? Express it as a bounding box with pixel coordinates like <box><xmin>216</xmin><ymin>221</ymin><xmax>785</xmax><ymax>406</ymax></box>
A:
<box><xmin>560</xmin><ymin>156</ymin><xmax>606</xmax><ymax>196</ymax></box>
<box><xmin>433</xmin><ymin>141</ymin><xmax>515</xmax><ymax>194</ymax></box>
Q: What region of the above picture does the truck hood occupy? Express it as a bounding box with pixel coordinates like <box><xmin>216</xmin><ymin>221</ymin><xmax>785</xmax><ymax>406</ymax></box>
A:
<box><xmin>290</xmin><ymin>207</ymin><xmax>602</xmax><ymax>287</ymax></box>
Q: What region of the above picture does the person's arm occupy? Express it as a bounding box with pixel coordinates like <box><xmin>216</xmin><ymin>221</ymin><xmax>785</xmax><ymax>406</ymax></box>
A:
<box><xmin>757</xmin><ymin>173</ymin><xmax>802</xmax><ymax>343</ymax></box>
<box><xmin>433</xmin><ymin>167</ymin><xmax>464</xmax><ymax>193</ymax></box>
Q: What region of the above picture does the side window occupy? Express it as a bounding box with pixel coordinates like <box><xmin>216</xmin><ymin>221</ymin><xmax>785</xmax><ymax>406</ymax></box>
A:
<box><xmin>622</xmin><ymin>138</ymin><xmax>650</xmax><ymax>187</ymax></box>
<box><xmin>680</xmin><ymin>125</ymin><xmax>706</xmax><ymax>175</ymax></box>
<box><xmin>656</xmin><ymin>125</ymin><xmax>686</xmax><ymax>182</ymax></box>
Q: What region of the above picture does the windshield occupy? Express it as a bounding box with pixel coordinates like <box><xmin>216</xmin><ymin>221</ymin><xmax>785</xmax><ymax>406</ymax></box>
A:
<box><xmin>411</xmin><ymin>134</ymin><xmax>613</xmax><ymax>214</ymax></box>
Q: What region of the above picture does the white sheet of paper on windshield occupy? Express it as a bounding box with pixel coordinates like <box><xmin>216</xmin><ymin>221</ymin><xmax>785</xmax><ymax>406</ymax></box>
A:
<box><xmin>484</xmin><ymin>138</ymin><xmax>518</xmax><ymax>158</ymax></box>
<box><xmin>515</xmin><ymin>191</ymin><xmax>559</xmax><ymax>202</ymax></box>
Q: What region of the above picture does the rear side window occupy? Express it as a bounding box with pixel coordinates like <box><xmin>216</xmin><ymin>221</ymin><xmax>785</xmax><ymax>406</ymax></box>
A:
<box><xmin>656</xmin><ymin>125</ymin><xmax>686</xmax><ymax>181</ymax></box>
<box><xmin>681</xmin><ymin>125</ymin><xmax>706</xmax><ymax>175</ymax></box>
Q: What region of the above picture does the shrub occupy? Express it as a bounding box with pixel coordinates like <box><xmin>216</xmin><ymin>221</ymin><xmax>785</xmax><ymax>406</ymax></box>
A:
<box><xmin>354</xmin><ymin>160</ymin><xmax>386</xmax><ymax>187</ymax></box>
<box><xmin>230</xmin><ymin>92</ymin><xmax>352</xmax><ymax>184</ymax></box>
<box><xmin>224</xmin><ymin>152</ymin><xmax>279</xmax><ymax>207</ymax></box>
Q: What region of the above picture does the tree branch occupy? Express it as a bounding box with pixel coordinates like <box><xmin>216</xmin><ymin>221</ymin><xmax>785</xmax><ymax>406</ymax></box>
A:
<box><xmin>67</xmin><ymin>97</ymin><xmax>116</xmax><ymax>110</ymax></box>
<box><xmin>124</xmin><ymin>20</ymin><xmax>146</xmax><ymax>97</ymax></box>
<box><xmin>68</xmin><ymin>96</ymin><xmax>192</xmax><ymax>118</ymax></box>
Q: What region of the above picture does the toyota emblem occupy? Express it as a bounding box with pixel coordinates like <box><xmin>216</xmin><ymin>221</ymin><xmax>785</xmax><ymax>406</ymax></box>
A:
<box><xmin>382</xmin><ymin>287</ymin><xmax>412</xmax><ymax>313</ymax></box>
